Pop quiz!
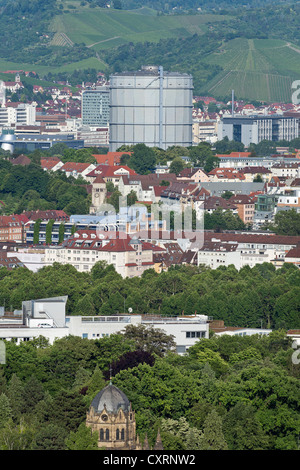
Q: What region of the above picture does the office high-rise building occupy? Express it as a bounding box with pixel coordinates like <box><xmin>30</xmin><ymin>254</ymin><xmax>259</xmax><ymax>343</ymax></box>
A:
<box><xmin>218</xmin><ymin>115</ymin><xmax>299</xmax><ymax>146</ymax></box>
<box><xmin>82</xmin><ymin>87</ymin><xmax>110</xmax><ymax>127</ymax></box>
<box><xmin>109</xmin><ymin>65</ymin><xmax>193</xmax><ymax>151</ymax></box>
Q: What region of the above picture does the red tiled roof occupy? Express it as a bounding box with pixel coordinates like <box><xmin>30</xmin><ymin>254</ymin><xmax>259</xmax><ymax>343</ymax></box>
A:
<box><xmin>87</xmin><ymin>164</ymin><xmax>137</xmax><ymax>178</ymax></box>
<box><xmin>10</xmin><ymin>155</ymin><xmax>31</xmax><ymax>166</ymax></box>
<box><xmin>41</xmin><ymin>157</ymin><xmax>61</xmax><ymax>169</ymax></box>
<box><xmin>228</xmin><ymin>195</ymin><xmax>254</xmax><ymax>205</ymax></box>
<box><xmin>92</xmin><ymin>151</ymin><xmax>132</xmax><ymax>166</ymax></box>
<box><xmin>23</xmin><ymin>210</ymin><xmax>69</xmax><ymax>221</ymax></box>
<box><xmin>285</xmin><ymin>246</ymin><xmax>300</xmax><ymax>259</ymax></box>
<box><xmin>60</xmin><ymin>162</ymin><xmax>93</xmax><ymax>172</ymax></box>
<box><xmin>216</xmin><ymin>152</ymin><xmax>252</xmax><ymax>159</ymax></box>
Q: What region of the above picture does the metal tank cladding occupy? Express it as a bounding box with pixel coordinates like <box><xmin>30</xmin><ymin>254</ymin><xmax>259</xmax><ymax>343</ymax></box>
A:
<box><xmin>109</xmin><ymin>65</ymin><xmax>193</xmax><ymax>151</ymax></box>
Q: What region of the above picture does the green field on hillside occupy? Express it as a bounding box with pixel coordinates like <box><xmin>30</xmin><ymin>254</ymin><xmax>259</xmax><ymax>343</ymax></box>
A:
<box><xmin>201</xmin><ymin>38</ymin><xmax>300</xmax><ymax>101</ymax></box>
<box><xmin>49</xmin><ymin>8</ymin><xmax>227</xmax><ymax>50</ymax></box>
<box><xmin>0</xmin><ymin>56</ymin><xmax>107</xmax><ymax>77</ymax></box>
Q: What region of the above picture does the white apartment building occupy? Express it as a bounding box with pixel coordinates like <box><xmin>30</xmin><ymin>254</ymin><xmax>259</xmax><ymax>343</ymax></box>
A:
<box><xmin>192</xmin><ymin>119</ymin><xmax>218</xmax><ymax>144</ymax></box>
<box><xmin>277</xmin><ymin>189</ymin><xmax>300</xmax><ymax>212</ymax></box>
<box><xmin>271</xmin><ymin>163</ymin><xmax>300</xmax><ymax>179</ymax></box>
<box><xmin>197</xmin><ymin>233</ymin><xmax>300</xmax><ymax>270</ymax></box>
<box><xmin>43</xmin><ymin>230</ymin><xmax>164</xmax><ymax>278</ymax></box>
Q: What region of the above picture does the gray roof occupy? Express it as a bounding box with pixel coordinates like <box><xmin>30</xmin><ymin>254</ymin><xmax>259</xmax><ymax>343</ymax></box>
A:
<box><xmin>91</xmin><ymin>384</ymin><xmax>130</xmax><ymax>414</ymax></box>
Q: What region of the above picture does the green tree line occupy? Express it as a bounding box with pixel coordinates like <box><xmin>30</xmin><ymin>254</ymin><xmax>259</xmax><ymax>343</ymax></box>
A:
<box><xmin>0</xmin><ymin>261</ymin><xmax>299</xmax><ymax>330</ymax></box>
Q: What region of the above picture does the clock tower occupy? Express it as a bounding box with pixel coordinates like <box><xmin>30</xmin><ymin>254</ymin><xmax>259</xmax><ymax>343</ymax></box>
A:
<box><xmin>90</xmin><ymin>174</ymin><xmax>107</xmax><ymax>215</ymax></box>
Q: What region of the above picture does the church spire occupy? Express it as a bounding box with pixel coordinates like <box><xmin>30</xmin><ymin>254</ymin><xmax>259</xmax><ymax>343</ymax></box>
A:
<box><xmin>153</xmin><ymin>429</ymin><xmax>163</xmax><ymax>450</ymax></box>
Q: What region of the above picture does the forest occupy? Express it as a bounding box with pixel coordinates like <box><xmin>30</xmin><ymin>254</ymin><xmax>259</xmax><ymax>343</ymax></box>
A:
<box><xmin>0</xmin><ymin>319</ymin><xmax>299</xmax><ymax>450</ymax></box>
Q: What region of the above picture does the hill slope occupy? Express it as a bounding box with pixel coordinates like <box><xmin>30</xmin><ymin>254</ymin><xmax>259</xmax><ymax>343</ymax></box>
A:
<box><xmin>0</xmin><ymin>1</ymin><xmax>299</xmax><ymax>102</ymax></box>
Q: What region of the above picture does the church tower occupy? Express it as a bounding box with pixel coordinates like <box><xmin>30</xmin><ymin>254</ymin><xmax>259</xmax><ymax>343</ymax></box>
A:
<box><xmin>89</xmin><ymin>174</ymin><xmax>107</xmax><ymax>215</ymax></box>
<box><xmin>86</xmin><ymin>382</ymin><xmax>141</xmax><ymax>450</ymax></box>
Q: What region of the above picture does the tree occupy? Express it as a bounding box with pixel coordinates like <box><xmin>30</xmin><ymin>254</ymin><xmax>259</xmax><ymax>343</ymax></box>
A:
<box><xmin>45</xmin><ymin>219</ymin><xmax>54</xmax><ymax>245</ymax></box>
<box><xmin>33</xmin><ymin>219</ymin><xmax>41</xmax><ymax>244</ymax></box>
<box><xmin>33</xmin><ymin>423</ymin><xmax>67</xmax><ymax>450</ymax></box>
<box><xmin>223</xmin><ymin>402</ymin><xmax>269</xmax><ymax>450</ymax></box>
<box><xmin>269</xmin><ymin>209</ymin><xmax>300</xmax><ymax>236</ymax></box>
<box><xmin>48</xmin><ymin>390</ymin><xmax>87</xmax><ymax>434</ymax></box>
<box><xmin>65</xmin><ymin>422</ymin><xmax>99</xmax><ymax>450</ymax></box>
<box><xmin>127</xmin><ymin>190</ymin><xmax>138</xmax><ymax>206</ymax></box>
<box><xmin>0</xmin><ymin>418</ymin><xmax>35</xmax><ymax>450</ymax></box>
<box><xmin>58</xmin><ymin>223</ymin><xmax>65</xmax><ymax>243</ymax></box>
<box><xmin>22</xmin><ymin>375</ymin><xmax>45</xmax><ymax>412</ymax></box>
<box><xmin>160</xmin><ymin>416</ymin><xmax>203</xmax><ymax>450</ymax></box>
<box><xmin>169</xmin><ymin>157</ymin><xmax>185</xmax><ymax>175</ymax></box>
<box><xmin>0</xmin><ymin>394</ymin><xmax>12</xmax><ymax>428</ymax></box>
<box><xmin>6</xmin><ymin>374</ymin><xmax>24</xmax><ymax>422</ymax></box>
<box><xmin>128</xmin><ymin>144</ymin><xmax>156</xmax><ymax>174</ymax></box>
<box><xmin>121</xmin><ymin>324</ymin><xmax>176</xmax><ymax>357</ymax></box>
<box><xmin>107</xmin><ymin>350</ymin><xmax>155</xmax><ymax>380</ymax></box>
<box><xmin>91</xmin><ymin>260</ymin><xmax>117</xmax><ymax>281</ymax></box>
<box><xmin>199</xmin><ymin>409</ymin><xmax>228</xmax><ymax>450</ymax></box>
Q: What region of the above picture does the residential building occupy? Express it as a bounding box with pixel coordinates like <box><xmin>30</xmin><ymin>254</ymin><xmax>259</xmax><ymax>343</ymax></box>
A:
<box><xmin>197</xmin><ymin>232</ymin><xmax>300</xmax><ymax>270</ymax></box>
<box><xmin>43</xmin><ymin>230</ymin><xmax>165</xmax><ymax>278</ymax></box>
<box><xmin>228</xmin><ymin>194</ymin><xmax>255</xmax><ymax>225</ymax></box>
<box><xmin>85</xmin><ymin>164</ymin><xmax>137</xmax><ymax>186</ymax></box>
<box><xmin>0</xmin><ymin>215</ymin><xmax>28</xmax><ymax>243</ymax></box>
<box><xmin>59</xmin><ymin>162</ymin><xmax>96</xmax><ymax>179</ymax></box>
<box><xmin>118</xmin><ymin>173</ymin><xmax>178</xmax><ymax>202</ymax></box>
<box><xmin>40</xmin><ymin>156</ymin><xmax>64</xmax><ymax>172</ymax></box>
<box><xmin>198</xmin><ymin>241</ymin><xmax>241</xmax><ymax>269</ymax></box>
<box><xmin>216</xmin><ymin>152</ymin><xmax>300</xmax><ymax>170</ymax></box>
<box><xmin>284</xmin><ymin>245</ymin><xmax>300</xmax><ymax>268</ymax></box>
<box><xmin>177</xmin><ymin>167</ymin><xmax>210</xmax><ymax>183</ymax></box>
<box><xmin>203</xmin><ymin>196</ymin><xmax>238</xmax><ymax>214</ymax></box>
<box><xmin>253</xmin><ymin>193</ymin><xmax>279</xmax><ymax>229</ymax></box>
<box><xmin>192</xmin><ymin>119</ymin><xmax>218</xmax><ymax>144</ymax></box>
<box><xmin>0</xmin><ymin>254</ymin><xmax>24</xmax><ymax>270</ymax></box>
<box><xmin>239</xmin><ymin>166</ymin><xmax>272</xmax><ymax>183</ymax></box>
<box><xmin>277</xmin><ymin>189</ymin><xmax>300</xmax><ymax>212</ymax></box>
<box><xmin>270</xmin><ymin>163</ymin><xmax>300</xmax><ymax>180</ymax></box>
<box><xmin>208</xmin><ymin>168</ymin><xmax>245</xmax><ymax>182</ymax></box>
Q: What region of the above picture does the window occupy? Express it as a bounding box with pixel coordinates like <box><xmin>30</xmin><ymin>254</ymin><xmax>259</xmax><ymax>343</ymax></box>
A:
<box><xmin>186</xmin><ymin>331</ymin><xmax>205</xmax><ymax>338</ymax></box>
<box><xmin>121</xmin><ymin>429</ymin><xmax>125</xmax><ymax>440</ymax></box>
<box><xmin>116</xmin><ymin>429</ymin><xmax>120</xmax><ymax>440</ymax></box>
<box><xmin>100</xmin><ymin>429</ymin><xmax>104</xmax><ymax>440</ymax></box>
<box><xmin>105</xmin><ymin>429</ymin><xmax>109</xmax><ymax>440</ymax></box>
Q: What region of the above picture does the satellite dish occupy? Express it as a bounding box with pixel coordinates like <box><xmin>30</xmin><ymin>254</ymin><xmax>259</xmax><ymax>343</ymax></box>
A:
<box><xmin>128</xmin><ymin>308</ymin><xmax>133</xmax><ymax>313</ymax></box>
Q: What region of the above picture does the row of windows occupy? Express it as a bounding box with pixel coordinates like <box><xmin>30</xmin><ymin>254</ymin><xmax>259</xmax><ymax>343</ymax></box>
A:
<box><xmin>100</xmin><ymin>428</ymin><xmax>125</xmax><ymax>441</ymax></box>
<box><xmin>186</xmin><ymin>331</ymin><xmax>205</xmax><ymax>338</ymax></box>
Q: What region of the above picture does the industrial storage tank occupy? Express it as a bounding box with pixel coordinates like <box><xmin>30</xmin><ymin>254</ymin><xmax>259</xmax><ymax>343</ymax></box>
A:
<box><xmin>109</xmin><ymin>65</ymin><xmax>193</xmax><ymax>151</ymax></box>
<box><xmin>0</xmin><ymin>129</ymin><xmax>16</xmax><ymax>153</ymax></box>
